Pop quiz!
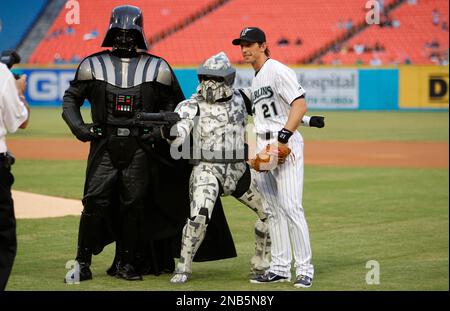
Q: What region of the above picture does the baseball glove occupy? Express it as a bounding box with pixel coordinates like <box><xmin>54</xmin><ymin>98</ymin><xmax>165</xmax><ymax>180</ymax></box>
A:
<box><xmin>249</xmin><ymin>143</ymin><xmax>291</xmax><ymax>172</ymax></box>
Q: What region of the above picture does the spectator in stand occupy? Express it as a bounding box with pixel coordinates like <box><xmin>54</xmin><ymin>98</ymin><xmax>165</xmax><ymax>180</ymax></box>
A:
<box><xmin>345</xmin><ymin>19</ymin><xmax>353</xmax><ymax>30</ymax></box>
<box><xmin>66</xmin><ymin>26</ymin><xmax>75</xmax><ymax>36</ymax></box>
<box><xmin>370</xmin><ymin>55</ymin><xmax>382</xmax><ymax>66</ymax></box>
<box><xmin>331</xmin><ymin>58</ymin><xmax>341</xmax><ymax>65</ymax></box>
<box><xmin>374</xmin><ymin>42</ymin><xmax>385</xmax><ymax>52</ymax></box>
<box><xmin>331</xmin><ymin>44</ymin><xmax>340</xmax><ymax>53</ymax></box>
<box><xmin>83</xmin><ymin>29</ymin><xmax>99</xmax><ymax>41</ymax></box>
<box><xmin>430</xmin><ymin>39</ymin><xmax>440</xmax><ymax>48</ymax></box>
<box><xmin>354</xmin><ymin>43</ymin><xmax>365</xmax><ymax>55</ymax></box>
<box><xmin>295</xmin><ymin>37</ymin><xmax>303</xmax><ymax>46</ymax></box>
<box><xmin>430</xmin><ymin>52</ymin><xmax>440</xmax><ymax>64</ymax></box>
<box><xmin>441</xmin><ymin>21</ymin><xmax>448</xmax><ymax>31</ymax></box>
<box><xmin>392</xmin><ymin>18</ymin><xmax>400</xmax><ymax>28</ymax></box>
<box><xmin>70</xmin><ymin>55</ymin><xmax>81</xmax><ymax>64</ymax></box>
<box><xmin>277</xmin><ymin>37</ymin><xmax>290</xmax><ymax>46</ymax></box>
<box><xmin>53</xmin><ymin>53</ymin><xmax>64</xmax><ymax>64</ymax></box>
<box><xmin>432</xmin><ymin>9</ymin><xmax>440</xmax><ymax>26</ymax></box>
<box><xmin>380</xmin><ymin>13</ymin><xmax>393</xmax><ymax>27</ymax></box>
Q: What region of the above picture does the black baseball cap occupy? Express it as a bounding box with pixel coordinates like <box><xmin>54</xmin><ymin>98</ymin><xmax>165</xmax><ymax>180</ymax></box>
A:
<box><xmin>232</xmin><ymin>27</ymin><xmax>266</xmax><ymax>45</ymax></box>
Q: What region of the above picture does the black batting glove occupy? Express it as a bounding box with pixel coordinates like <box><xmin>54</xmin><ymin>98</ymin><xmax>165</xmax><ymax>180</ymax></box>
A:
<box><xmin>161</xmin><ymin>124</ymin><xmax>178</xmax><ymax>141</ymax></box>
<box><xmin>141</xmin><ymin>127</ymin><xmax>163</xmax><ymax>142</ymax></box>
<box><xmin>309</xmin><ymin>116</ymin><xmax>325</xmax><ymax>128</ymax></box>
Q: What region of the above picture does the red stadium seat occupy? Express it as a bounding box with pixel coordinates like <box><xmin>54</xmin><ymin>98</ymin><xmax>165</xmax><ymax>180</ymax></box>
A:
<box><xmin>319</xmin><ymin>0</ymin><xmax>449</xmax><ymax>65</ymax></box>
<box><xmin>29</xmin><ymin>0</ymin><xmax>214</xmax><ymax>64</ymax></box>
<box><xmin>29</xmin><ymin>0</ymin><xmax>447</xmax><ymax>66</ymax></box>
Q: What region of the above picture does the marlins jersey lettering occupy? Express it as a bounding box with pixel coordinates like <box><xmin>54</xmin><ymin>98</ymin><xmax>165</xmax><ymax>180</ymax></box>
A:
<box><xmin>250</xmin><ymin>59</ymin><xmax>305</xmax><ymax>134</ymax></box>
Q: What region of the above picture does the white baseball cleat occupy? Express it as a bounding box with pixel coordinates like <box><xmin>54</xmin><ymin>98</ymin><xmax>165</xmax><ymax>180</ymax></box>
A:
<box><xmin>170</xmin><ymin>272</ymin><xmax>189</xmax><ymax>284</ymax></box>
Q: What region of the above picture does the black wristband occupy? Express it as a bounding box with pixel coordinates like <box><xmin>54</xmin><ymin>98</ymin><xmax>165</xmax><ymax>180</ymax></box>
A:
<box><xmin>278</xmin><ymin>128</ymin><xmax>293</xmax><ymax>144</ymax></box>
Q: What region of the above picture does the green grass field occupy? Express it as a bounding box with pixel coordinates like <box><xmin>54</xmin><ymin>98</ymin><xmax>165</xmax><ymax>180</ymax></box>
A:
<box><xmin>8</xmin><ymin>108</ymin><xmax>449</xmax><ymax>141</ymax></box>
<box><xmin>6</xmin><ymin>108</ymin><xmax>449</xmax><ymax>291</ymax></box>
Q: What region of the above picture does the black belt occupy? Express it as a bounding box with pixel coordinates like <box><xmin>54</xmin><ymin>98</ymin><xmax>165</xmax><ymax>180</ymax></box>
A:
<box><xmin>257</xmin><ymin>132</ymin><xmax>276</xmax><ymax>140</ymax></box>
<box><xmin>0</xmin><ymin>152</ymin><xmax>15</xmax><ymax>168</ymax></box>
<box><xmin>105</xmin><ymin>126</ymin><xmax>142</xmax><ymax>137</ymax></box>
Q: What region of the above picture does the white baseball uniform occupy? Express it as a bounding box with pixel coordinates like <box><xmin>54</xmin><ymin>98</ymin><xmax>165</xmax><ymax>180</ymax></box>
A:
<box><xmin>0</xmin><ymin>63</ymin><xmax>28</xmax><ymax>152</ymax></box>
<box><xmin>247</xmin><ymin>58</ymin><xmax>314</xmax><ymax>279</ymax></box>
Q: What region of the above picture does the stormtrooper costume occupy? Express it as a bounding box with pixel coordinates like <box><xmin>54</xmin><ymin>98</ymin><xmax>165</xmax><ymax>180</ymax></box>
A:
<box><xmin>169</xmin><ymin>52</ymin><xmax>270</xmax><ymax>283</ymax></box>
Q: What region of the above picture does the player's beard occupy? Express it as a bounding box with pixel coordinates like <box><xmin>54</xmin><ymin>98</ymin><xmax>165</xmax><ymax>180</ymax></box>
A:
<box><xmin>242</xmin><ymin>53</ymin><xmax>254</xmax><ymax>64</ymax></box>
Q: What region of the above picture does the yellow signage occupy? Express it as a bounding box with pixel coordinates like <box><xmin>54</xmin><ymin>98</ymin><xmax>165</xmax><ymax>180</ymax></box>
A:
<box><xmin>399</xmin><ymin>66</ymin><xmax>449</xmax><ymax>108</ymax></box>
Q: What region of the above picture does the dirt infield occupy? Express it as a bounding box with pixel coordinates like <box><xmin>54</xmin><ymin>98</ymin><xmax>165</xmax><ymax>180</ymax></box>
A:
<box><xmin>12</xmin><ymin>190</ymin><xmax>82</xmax><ymax>219</ymax></box>
<box><xmin>8</xmin><ymin>138</ymin><xmax>449</xmax><ymax>168</ymax></box>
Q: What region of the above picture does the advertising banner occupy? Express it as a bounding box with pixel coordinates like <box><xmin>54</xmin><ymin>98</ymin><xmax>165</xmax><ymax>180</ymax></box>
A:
<box><xmin>399</xmin><ymin>66</ymin><xmax>449</xmax><ymax>109</ymax></box>
<box><xmin>235</xmin><ymin>68</ymin><xmax>359</xmax><ymax>109</ymax></box>
<box><xmin>13</xmin><ymin>68</ymin><xmax>75</xmax><ymax>106</ymax></box>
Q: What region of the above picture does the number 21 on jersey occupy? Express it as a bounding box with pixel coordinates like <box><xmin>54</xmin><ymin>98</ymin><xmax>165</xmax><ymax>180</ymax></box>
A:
<box><xmin>252</xmin><ymin>102</ymin><xmax>278</xmax><ymax>118</ymax></box>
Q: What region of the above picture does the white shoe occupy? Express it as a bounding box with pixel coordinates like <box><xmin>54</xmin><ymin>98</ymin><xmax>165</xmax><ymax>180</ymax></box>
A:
<box><xmin>170</xmin><ymin>272</ymin><xmax>189</xmax><ymax>284</ymax></box>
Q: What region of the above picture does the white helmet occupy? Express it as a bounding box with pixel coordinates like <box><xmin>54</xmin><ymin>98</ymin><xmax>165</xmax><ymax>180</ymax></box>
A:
<box><xmin>197</xmin><ymin>52</ymin><xmax>236</xmax><ymax>103</ymax></box>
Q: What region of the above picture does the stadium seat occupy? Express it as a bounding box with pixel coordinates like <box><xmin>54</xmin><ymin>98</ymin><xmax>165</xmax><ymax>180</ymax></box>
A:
<box><xmin>319</xmin><ymin>0</ymin><xmax>449</xmax><ymax>65</ymax></box>
<box><xmin>29</xmin><ymin>0</ymin><xmax>214</xmax><ymax>64</ymax></box>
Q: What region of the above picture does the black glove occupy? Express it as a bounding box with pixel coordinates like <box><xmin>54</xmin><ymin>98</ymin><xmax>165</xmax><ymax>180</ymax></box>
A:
<box><xmin>75</xmin><ymin>123</ymin><xmax>102</xmax><ymax>142</ymax></box>
<box><xmin>309</xmin><ymin>116</ymin><xmax>325</xmax><ymax>128</ymax></box>
<box><xmin>140</xmin><ymin>127</ymin><xmax>163</xmax><ymax>142</ymax></box>
<box><xmin>161</xmin><ymin>123</ymin><xmax>178</xmax><ymax>141</ymax></box>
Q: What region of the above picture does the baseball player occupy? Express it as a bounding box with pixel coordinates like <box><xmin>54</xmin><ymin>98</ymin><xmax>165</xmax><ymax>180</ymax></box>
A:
<box><xmin>233</xmin><ymin>27</ymin><xmax>317</xmax><ymax>288</ymax></box>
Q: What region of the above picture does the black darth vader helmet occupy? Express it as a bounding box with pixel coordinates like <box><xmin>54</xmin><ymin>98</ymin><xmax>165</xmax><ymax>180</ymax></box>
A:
<box><xmin>101</xmin><ymin>5</ymin><xmax>148</xmax><ymax>50</ymax></box>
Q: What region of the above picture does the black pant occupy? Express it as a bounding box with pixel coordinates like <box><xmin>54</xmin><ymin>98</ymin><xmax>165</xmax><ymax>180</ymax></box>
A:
<box><xmin>77</xmin><ymin>148</ymin><xmax>149</xmax><ymax>265</ymax></box>
<box><xmin>0</xmin><ymin>165</ymin><xmax>16</xmax><ymax>291</ymax></box>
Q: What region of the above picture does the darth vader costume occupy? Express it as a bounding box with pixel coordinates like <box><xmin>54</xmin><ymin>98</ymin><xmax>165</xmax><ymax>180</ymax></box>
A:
<box><xmin>62</xmin><ymin>5</ymin><xmax>236</xmax><ymax>281</ymax></box>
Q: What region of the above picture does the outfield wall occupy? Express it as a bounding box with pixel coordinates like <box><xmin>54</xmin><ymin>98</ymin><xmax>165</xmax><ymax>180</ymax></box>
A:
<box><xmin>13</xmin><ymin>65</ymin><xmax>449</xmax><ymax>110</ymax></box>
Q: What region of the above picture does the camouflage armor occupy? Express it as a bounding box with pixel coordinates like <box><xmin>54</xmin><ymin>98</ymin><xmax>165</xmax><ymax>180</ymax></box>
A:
<box><xmin>170</xmin><ymin>52</ymin><xmax>270</xmax><ymax>284</ymax></box>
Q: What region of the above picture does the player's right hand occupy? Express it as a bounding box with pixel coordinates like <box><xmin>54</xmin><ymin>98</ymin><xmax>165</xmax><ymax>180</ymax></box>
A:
<box><xmin>309</xmin><ymin>116</ymin><xmax>325</xmax><ymax>128</ymax></box>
